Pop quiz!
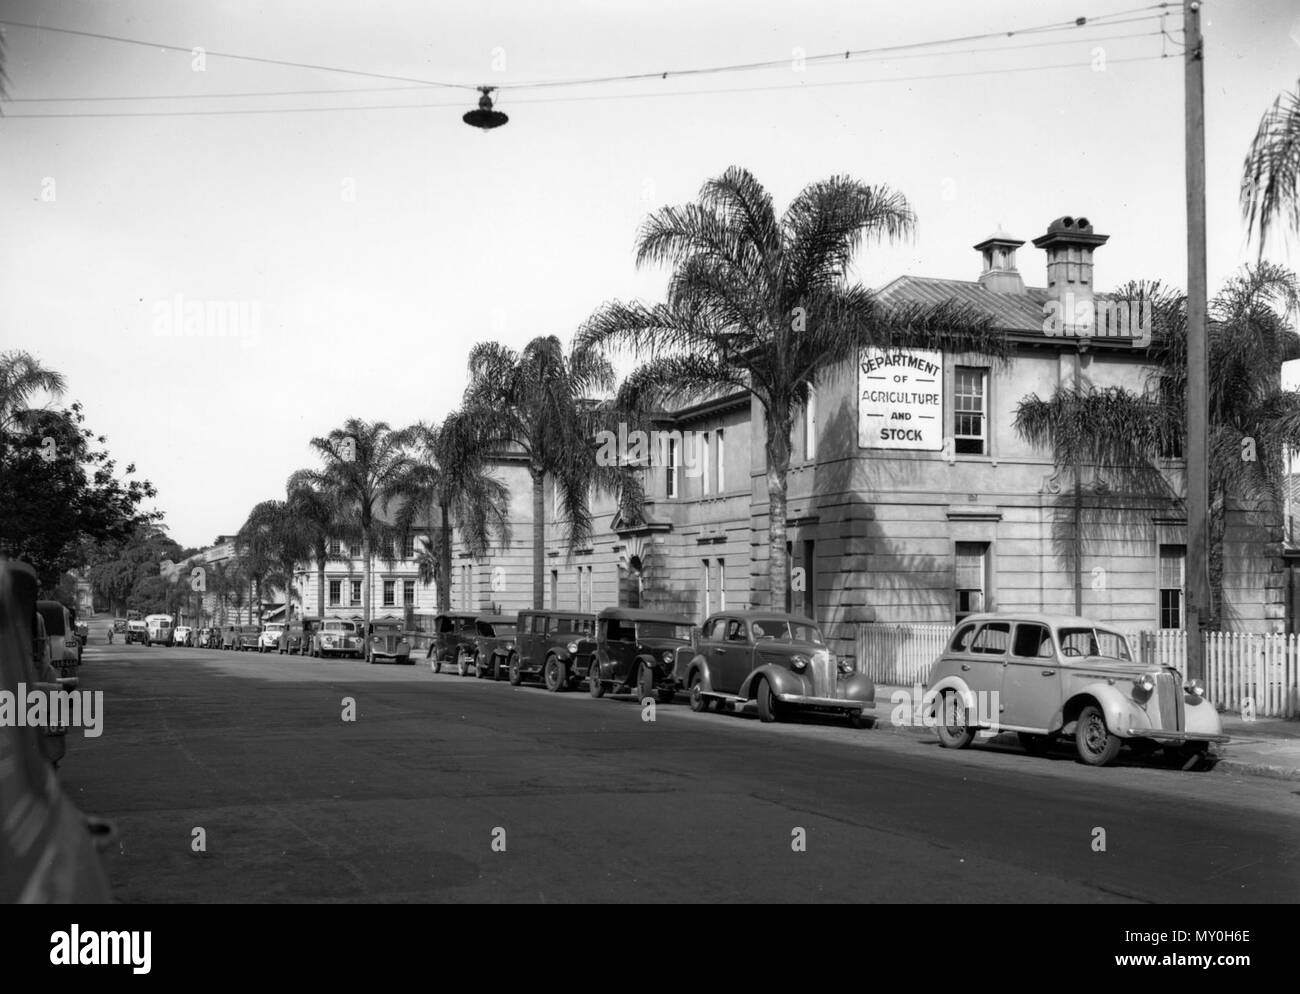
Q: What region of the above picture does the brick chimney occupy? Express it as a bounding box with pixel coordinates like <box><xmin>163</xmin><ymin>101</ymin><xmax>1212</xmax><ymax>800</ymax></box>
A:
<box><xmin>1033</xmin><ymin>215</ymin><xmax>1109</xmax><ymax>334</ymax></box>
<box><xmin>973</xmin><ymin>228</ymin><xmax>1026</xmax><ymax>294</ymax></box>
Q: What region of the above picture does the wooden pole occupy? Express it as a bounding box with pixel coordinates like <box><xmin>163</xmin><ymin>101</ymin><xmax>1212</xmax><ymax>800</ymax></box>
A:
<box><xmin>1184</xmin><ymin>0</ymin><xmax>1209</xmax><ymax>680</ymax></box>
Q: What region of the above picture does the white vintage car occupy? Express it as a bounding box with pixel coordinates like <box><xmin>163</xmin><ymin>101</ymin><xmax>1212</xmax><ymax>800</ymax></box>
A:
<box><xmin>924</xmin><ymin>613</ymin><xmax>1227</xmax><ymax>769</ymax></box>
<box><xmin>259</xmin><ymin>623</ymin><xmax>287</xmax><ymax>653</ymax></box>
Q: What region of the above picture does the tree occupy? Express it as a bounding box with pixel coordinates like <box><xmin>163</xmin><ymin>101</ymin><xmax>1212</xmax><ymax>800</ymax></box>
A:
<box><xmin>1</xmin><ymin>401</ymin><xmax>159</xmax><ymax>592</ymax></box>
<box><xmin>1014</xmin><ymin>266</ymin><xmax>1300</xmax><ymax>625</ymax></box>
<box><xmin>304</xmin><ymin>419</ymin><xmax>416</xmax><ymax>629</ymax></box>
<box><xmin>285</xmin><ymin>470</ymin><xmax>342</xmax><ymax>621</ymax></box>
<box><xmin>397</xmin><ymin>411</ymin><xmax>512</xmax><ymax>613</ymax></box>
<box><xmin>463</xmin><ymin>336</ymin><xmax>644</xmax><ymax>610</ymax></box>
<box><xmin>238</xmin><ymin>499</ymin><xmax>314</xmax><ymax>624</ymax></box>
<box><xmin>0</xmin><ymin>350</ymin><xmax>65</xmax><ymax>438</ymax></box>
<box><xmin>1242</xmin><ymin>79</ymin><xmax>1300</xmax><ymax>255</ymax></box>
<box><xmin>208</xmin><ymin>559</ymin><xmax>237</xmax><ymax>624</ymax></box>
<box><xmin>579</xmin><ymin>166</ymin><xmax>1005</xmax><ymax>608</ymax></box>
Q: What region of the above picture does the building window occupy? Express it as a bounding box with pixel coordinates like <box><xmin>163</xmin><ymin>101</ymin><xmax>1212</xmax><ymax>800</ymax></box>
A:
<box><xmin>403</xmin><ymin>580</ymin><xmax>415</xmax><ymax>607</ymax></box>
<box><xmin>550</xmin><ymin>569</ymin><xmax>559</xmax><ymax>609</ymax></box>
<box><xmin>460</xmin><ymin>564</ymin><xmax>472</xmax><ymax>610</ymax></box>
<box><xmin>716</xmin><ymin>429</ymin><xmax>725</xmax><ymax>492</ymax></box>
<box><xmin>955</xmin><ymin>542</ymin><xmax>989</xmax><ymax>622</ymax></box>
<box><xmin>1159</xmin><ymin>545</ymin><xmax>1186</xmax><ymax>629</ymax></box>
<box><xmin>718</xmin><ymin>559</ymin><xmax>726</xmax><ymax>610</ymax></box>
<box><xmin>329</xmin><ymin>580</ymin><xmax>341</xmax><ymax>606</ymax></box>
<box><xmin>666</xmin><ymin>437</ymin><xmax>679</xmax><ymax>499</ymax></box>
<box><xmin>553</xmin><ymin>479</ymin><xmax>562</xmax><ymax>521</ymax></box>
<box><xmin>329</xmin><ymin>538</ymin><xmax>340</xmax><ymax>556</ymax></box>
<box><xmin>383</xmin><ymin>580</ymin><xmax>395</xmax><ymax>607</ymax></box>
<box><xmin>402</xmin><ymin>534</ymin><xmax>415</xmax><ymax>559</ymax></box>
<box><xmin>702</xmin><ymin>433</ymin><xmax>711</xmax><ymax>495</ymax></box>
<box><xmin>350</xmin><ymin>580</ymin><xmax>362</xmax><ymax>606</ymax></box>
<box><xmin>954</xmin><ymin>367</ymin><xmax>988</xmax><ymax>455</ymax></box>
<box><xmin>701</xmin><ymin>559</ymin><xmax>712</xmax><ymax>619</ymax></box>
<box><xmin>804</xmin><ymin>386</ymin><xmax>818</xmax><ymax>461</ymax></box>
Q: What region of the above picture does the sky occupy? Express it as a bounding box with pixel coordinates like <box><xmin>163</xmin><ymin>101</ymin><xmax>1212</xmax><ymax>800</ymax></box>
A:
<box><xmin>1</xmin><ymin>0</ymin><xmax>1298</xmax><ymax>549</ymax></box>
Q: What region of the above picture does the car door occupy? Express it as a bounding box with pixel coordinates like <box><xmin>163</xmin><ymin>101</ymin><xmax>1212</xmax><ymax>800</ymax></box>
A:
<box><xmin>603</xmin><ymin>616</ymin><xmax>636</xmax><ymax>683</ymax></box>
<box><xmin>709</xmin><ymin>617</ymin><xmax>753</xmax><ymax>694</ymax></box>
<box><xmin>999</xmin><ymin>622</ymin><xmax>1063</xmax><ymax>732</ymax></box>
<box><xmin>948</xmin><ymin>621</ymin><xmax>1010</xmax><ymax>726</ymax></box>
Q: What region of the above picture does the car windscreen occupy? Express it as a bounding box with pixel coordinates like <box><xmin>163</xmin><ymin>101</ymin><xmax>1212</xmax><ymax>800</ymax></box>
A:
<box><xmin>749</xmin><ymin>619</ymin><xmax>825</xmax><ymax>644</ymax></box>
<box><xmin>325</xmin><ymin>622</ymin><xmax>356</xmax><ymax>632</ymax></box>
<box><xmin>1058</xmin><ymin>627</ymin><xmax>1132</xmax><ymax>661</ymax></box>
<box><xmin>635</xmin><ymin>621</ymin><xmax>693</xmax><ymax>641</ymax></box>
<box><xmin>36</xmin><ymin>605</ymin><xmax>67</xmax><ymax>634</ymax></box>
<box><xmin>478</xmin><ymin>622</ymin><xmax>516</xmax><ymax>637</ymax></box>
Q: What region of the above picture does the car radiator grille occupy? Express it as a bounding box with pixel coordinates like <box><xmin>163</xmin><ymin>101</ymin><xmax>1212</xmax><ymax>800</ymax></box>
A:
<box><xmin>810</xmin><ymin>651</ymin><xmax>835</xmax><ymax>699</ymax></box>
<box><xmin>1156</xmin><ymin>671</ymin><xmax>1180</xmax><ymax>730</ymax></box>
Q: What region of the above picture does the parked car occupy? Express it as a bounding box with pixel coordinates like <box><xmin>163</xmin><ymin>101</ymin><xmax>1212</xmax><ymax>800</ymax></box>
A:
<box><xmin>73</xmin><ymin>619</ymin><xmax>89</xmax><ymax>649</ymax></box>
<box><xmin>173</xmin><ymin>625</ymin><xmax>194</xmax><ymax>647</ymax></box>
<box><xmin>236</xmin><ymin>625</ymin><xmax>263</xmax><ymax>651</ymax></box>
<box><xmin>205</xmin><ymin>627</ymin><xmax>223</xmax><ymax>648</ymax></box>
<box><xmin>36</xmin><ymin>600</ymin><xmax>81</xmax><ymax>674</ymax></box>
<box><xmin>112</xmin><ymin>618</ymin><xmax>127</xmax><ymax>635</ymax></box>
<box><xmin>28</xmin><ymin>611</ymin><xmax>71</xmax><ymax>768</ymax></box>
<box><xmin>0</xmin><ymin>559</ymin><xmax>115</xmax><ymax>901</ymax></box>
<box><xmin>362</xmin><ymin>616</ymin><xmax>412</xmax><ymax>664</ymax></box>
<box><xmin>144</xmin><ymin>613</ymin><xmax>174</xmax><ymax>647</ymax></box>
<box><xmin>311</xmin><ymin>618</ymin><xmax>363</xmax><ymax>659</ymax></box>
<box><xmin>924</xmin><ymin>612</ymin><xmax>1228</xmax><ymax>768</ymax></box>
<box><xmin>676</xmin><ymin>611</ymin><xmax>875</xmax><ymax>727</ymax></box>
<box><xmin>259</xmin><ymin>622</ymin><xmax>286</xmax><ymax>653</ymax></box>
<box><xmin>512</xmin><ymin>609</ymin><xmax>597</xmax><ymax>690</ymax></box>
<box><xmin>126</xmin><ymin>619</ymin><xmax>148</xmax><ymax>644</ymax></box>
<box><xmin>220</xmin><ymin>625</ymin><xmax>240</xmax><ymax>650</ymax></box>
<box><xmin>280</xmin><ymin>617</ymin><xmax>320</xmax><ymax>655</ymax></box>
<box><xmin>471</xmin><ymin>615</ymin><xmax>518</xmax><ymax>680</ymax></box>
<box><xmin>427</xmin><ymin>613</ymin><xmax>478</xmax><ymax>675</ymax></box>
<box><xmin>587</xmin><ymin>607</ymin><xmax>693</xmax><ymax>703</ymax></box>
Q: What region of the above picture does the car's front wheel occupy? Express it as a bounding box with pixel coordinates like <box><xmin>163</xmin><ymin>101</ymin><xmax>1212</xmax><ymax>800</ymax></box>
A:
<box><xmin>688</xmin><ymin>672</ymin><xmax>709</xmax><ymax>712</ymax></box>
<box><xmin>756</xmin><ymin>678</ymin><xmax>780</xmax><ymax>723</ymax></box>
<box><xmin>508</xmin><ymin>656</ymin><xmax>523</xmax><ymax>686</ymax></box>
<box><xmin>935</xmin><ymin>690</ymin><xmax>976</xmax><ymax>749</ymax></box>
<box><xmin>544</xmin><ymin>656</ymin><xmax>566</xmax><ymax>692</ymax></box>
<box><xmin>492</xmin><ymin>655</ymin><xmax>503</xmax><ymax>681</ymax></box>
<box><xmin>588</xmin><ymin>660</ymin><xmax>605</xmax><ymax>698</ymax></box>
<box><xmin>1075</xmin><ymin>704</ymin><xmax>1122</xmax><ymax>766</ymax></box>
<box><xmin>849</xmin><ymin>710</ymin><xmax>874</xmax><ymax>729</ymax></box>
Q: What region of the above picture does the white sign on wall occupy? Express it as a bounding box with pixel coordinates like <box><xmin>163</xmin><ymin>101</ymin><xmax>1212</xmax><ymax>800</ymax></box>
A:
<box><xmin>858</xmin><ymin>347</ymin><xmax>943</xmax><ymax>450</ymax></box>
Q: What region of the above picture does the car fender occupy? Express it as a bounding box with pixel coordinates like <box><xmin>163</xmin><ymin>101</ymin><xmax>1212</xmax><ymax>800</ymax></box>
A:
<box><xmin>841</xmin><ymin>672</ymin><xmax>877</xmax><ymax>707</ymax></box>
<box><xmin>1061</xmin><ymin>683</ymin><xmax>1141</xmax><ymax>738</ymax></box>
<box><xmin>739</xmin><ymin>663</ymin><xmax>805</xmax><ymax>701</ymax></box>
<box><xmin>1182</xmin><ymin>695</ymin><xmax>1226</xmax><ymax>739</ymax></box>
<box><xmin>923</xmin><ymin>675</ymin><xmax>978</xmax><ymax>716</ymax></box>
<box><xmin>678</xmin><ymin>653</ymin><xmax>712</xmax><ymax>690</ymax></box>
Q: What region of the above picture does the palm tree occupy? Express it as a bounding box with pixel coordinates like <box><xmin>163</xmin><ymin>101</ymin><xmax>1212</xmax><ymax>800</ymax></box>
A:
<box><xmin>579</xmin><ymin>166</ymin><xmax>1006</xmax><ymax>608</ymax></box>
<box><xmin>239</xmin><ymin>500</ymin><xmax>314</xmax><ymax>625</ymax></box>
<box><xmin>304</xmin><ymin>419</ymin><xmax>416</xmax><ymax>629</ymax></box>
<box><xmin>398</xmin><ymin>411</ymin><xmax>512</xmax><ymax>613</ymax></box>
<box><xmin>1015</xmin><ymin>266</ymin><xmax>1300</xmax><ymax>625</ymax></box>
<box><xmin>285</xmin><ymin>470</ymin><xmax>341</xmax><ymax>620</ymax></box>
<box><xmin>209</xmin><ymin>559</ymin><xmax>236</xmax><ymax>624</ymax></box>
<box><xmin>1242</xmin><ymin>79</ymin><xmax>1300</xmax><ymax>255</ymax></box>
<box><xmin>463</xmin><ymin>336</ymin><xmax>645</xmax><ymax>610</ymax></box>
<box><xmin>226</xmin><ymin>559</ymin><xmax>249</xmax><ymax>624</ymax></box>
<box><xmin>0</xmin><ymin>350</ymin><xmax>65</xmax><ymax>439</ymax></box>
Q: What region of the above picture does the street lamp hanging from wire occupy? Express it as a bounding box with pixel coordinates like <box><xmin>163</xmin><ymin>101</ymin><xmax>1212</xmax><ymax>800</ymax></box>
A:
<box><xmin>463</xmin><ymin>86</ymin><xmax>507</xmax><ymax>129</ymax></box>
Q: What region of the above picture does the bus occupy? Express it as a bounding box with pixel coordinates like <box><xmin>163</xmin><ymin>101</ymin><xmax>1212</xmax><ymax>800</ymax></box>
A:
<box><xmin>144</xmin><ymin>614</ymin><xmax>174</xmax><ymax>647</ymax></box>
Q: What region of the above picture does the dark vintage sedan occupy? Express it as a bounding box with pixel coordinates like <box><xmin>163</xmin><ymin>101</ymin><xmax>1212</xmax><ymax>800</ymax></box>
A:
<box><xmin>512</xmin><ymin>609</ymin><xmax>596</xmax><ymax>690</ymax></box>
<box><xmin>675</xmin><ymin>611</ymin><xmax>875</xmax><ymax>727</ymax></box>
<box><xmin>470</xmin><ymin>615</ymin><xmax>518</xmax><ymax>680</ymax></box>
<box><xmin>587</xmin><ymin>607</ymin><xmax>693</xmax><ymax>703</ymax></box>
<box><xmin>279</xmin><ymin>617</ymin><xmax>320</xmax><ymax>655</ymax></box>
<box><xmin>363</xmin><ymin>616</ymin><xmax>412</xmax><ymax>664</ymax></box>
<box><xmin>427</xmin><ymin>613</ymin><xmax>478</xmax><ymax>675</ymax></box>
<box><xmin>235</xmin><ymin>625</ymin><xmax>263</xmax><ymax>652</ymax></box>
<box><xmin>311</xmin><ymin>618</ymin><xmax>362</xmax><ymax>659</ymax></box>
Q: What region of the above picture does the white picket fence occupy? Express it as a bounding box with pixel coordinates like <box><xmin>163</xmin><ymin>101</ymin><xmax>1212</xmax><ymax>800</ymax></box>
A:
<box><xmin>856</xmin><ymin>624</ymin><xmax>954</xmax><ymax>688</ymax></box>
<box><xmin>1141</xmin><ymin>630</ymin><xmax>1300</xmax><ymax>718</ymax></box>
<box><xmin>856</xmin><ymin>623</ymin><xmax>1300</xmax><ymax>718</ymax></box>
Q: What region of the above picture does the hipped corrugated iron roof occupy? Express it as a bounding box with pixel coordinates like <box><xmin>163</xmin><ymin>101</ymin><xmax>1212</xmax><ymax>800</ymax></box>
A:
<box><xmin>876</xmin><ymin>276</ymin><xmax>1114</xmax><ymax>335</ymax></box>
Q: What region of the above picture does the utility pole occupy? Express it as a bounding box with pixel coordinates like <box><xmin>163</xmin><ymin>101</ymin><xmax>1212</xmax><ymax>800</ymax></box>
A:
<box><xmin>1184</xmin><ymin>0</ymin><xmax>1209</xmax><ymax>680</ymax></box>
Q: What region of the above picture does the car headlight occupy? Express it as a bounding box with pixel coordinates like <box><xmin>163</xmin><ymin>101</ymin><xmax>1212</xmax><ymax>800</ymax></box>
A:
<box><xmin>567</xmin><ymin>642</ymin><xmax>578</xmax><ymax>654</ymax></box>
<box><xmin>791</xmin><ymin>654</ymin><xmax>809</xmax><ymax>671</ymax></box>
<box><xmin>1185</xmin><ymin>678</ymin><xmax>1205</xmax><ymax>697</ymax></box>
<box><xmin>838</xmin><ymin>658</ymin><xmax>854</xmax><ymax>675</ymax></box>
<box><xmin>1134</xmin><ymin>673</ymin><xmax>1155</xmax><ymax>697</ymax></box>
<box><xmin>661</xmin><ymin>651</ymin><xmax>673</xmax><ymax>665</ymax></box>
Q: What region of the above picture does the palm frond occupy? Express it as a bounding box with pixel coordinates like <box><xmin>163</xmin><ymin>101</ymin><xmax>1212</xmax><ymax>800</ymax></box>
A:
<box><xmin>1242</xmin><ymin>80</ymin><xmax>1300</xmax><ymax>254</ymax></box>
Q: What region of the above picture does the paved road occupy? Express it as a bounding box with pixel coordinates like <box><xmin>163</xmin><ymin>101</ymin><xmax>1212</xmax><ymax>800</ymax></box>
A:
<box><xmin>62</xmin><ymin>637</ymin><xmax>1300</xmax><ymax>902</ymax></box>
